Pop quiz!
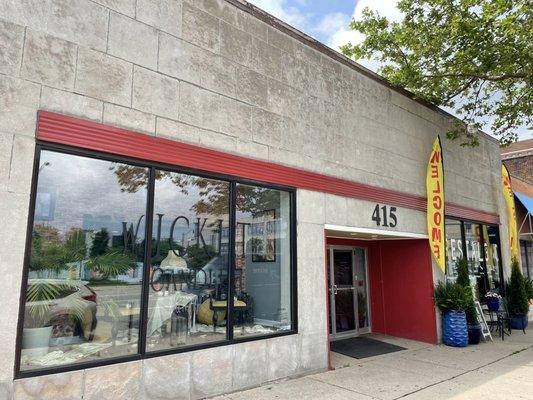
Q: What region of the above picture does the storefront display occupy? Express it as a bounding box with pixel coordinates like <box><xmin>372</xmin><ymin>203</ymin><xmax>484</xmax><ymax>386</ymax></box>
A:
<box><xmin>17</xmin><ymin>148</ymin><xmax>296</xmax><ymax>373</ymax></box>
<box><xmin>445</xmin><ymin>218</ymin><xmax>503</xmax><ymax>299</ymax></box>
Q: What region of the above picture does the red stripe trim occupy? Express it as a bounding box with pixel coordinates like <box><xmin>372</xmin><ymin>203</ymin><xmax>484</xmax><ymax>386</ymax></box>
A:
<box><xmin>37</xmin><ymin>111</ymin><xmax>499</xmax><ymax>224</ymax></box>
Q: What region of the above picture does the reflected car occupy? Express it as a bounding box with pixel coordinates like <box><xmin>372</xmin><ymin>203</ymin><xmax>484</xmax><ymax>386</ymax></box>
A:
<box><xmin>25</xmin><ymin>279</ymin><xmax>97</xmax><ymax>345</ymax></box>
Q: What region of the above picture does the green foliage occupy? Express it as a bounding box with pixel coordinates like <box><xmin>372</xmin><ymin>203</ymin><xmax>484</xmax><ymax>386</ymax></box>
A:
<box><xmin>507</xmin><ymin>258</ymin><xmax>530</xmax><ymax>316</ymax></box>
<box><xmin>186</xmin><ymin>244</ymin><xmax>216</xmax><ymax>271</ymax></box>
<box><xmin>341</xmin><ymin>0</ymin><xmax>532</xmax><ymax>146</ymax></box>
<box><xmin>90</xmin><ymin>228</ymin><xmax>110</xmax><ymax>257</ymax></box>
<box><xmin>525</xmin><ymin>277</ymin><xmax>533</xmax><ymax>301</ymax></box>
<box><xmin>456</xmin><ymin>258</ymin><xmax>478</xmax><ymax>324</ymax></box>
<box><xmin>25</xmin><ymin>280</ymin><xmax>88</xmax><ymax>328</ymax></box>
<box><xmin>86</xmin><ymin>250</ymin><xmax>135</xmax><ymax>279</ymax></box>
<box><xmin>434</xmin><ymin>281</ymin><xmax>469</xmax><ymax>312</ymax></box>
<box><xmin>30</xmin><ymin>228</ymin><xmax>86</xmax><ymax>273</ymax></box>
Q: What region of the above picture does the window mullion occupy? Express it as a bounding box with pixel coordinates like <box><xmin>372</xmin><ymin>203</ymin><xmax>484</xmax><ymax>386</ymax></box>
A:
<box><xmin>139</xmin><ymin>166</ymin><xmax>156</xmax><ymax>355</ymax></box>
<box><xmin>227</xmin><ymin>181</ymin><xmax>237</xmax><ymax>341</ymax></box>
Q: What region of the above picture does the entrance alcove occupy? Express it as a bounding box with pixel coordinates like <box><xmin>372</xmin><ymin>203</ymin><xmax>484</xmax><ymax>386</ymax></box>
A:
<box><xmin>325</xmin><ymin>226</ymin><xmax>438</xmax><ymax>347</ymax></box>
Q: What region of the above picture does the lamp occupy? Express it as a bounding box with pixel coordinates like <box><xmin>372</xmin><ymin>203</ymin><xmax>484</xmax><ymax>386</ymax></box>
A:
<box><xmin>160</xmin><ymin>250</ymin><xmax>188</xmax><ymax>270</ymax></box>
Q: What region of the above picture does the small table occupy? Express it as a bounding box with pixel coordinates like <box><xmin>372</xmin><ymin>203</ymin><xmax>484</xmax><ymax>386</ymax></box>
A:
<box><xmin>483</xmin><ymin>308</ymin><xmax>511</xmax><ymax>340</ymax></box>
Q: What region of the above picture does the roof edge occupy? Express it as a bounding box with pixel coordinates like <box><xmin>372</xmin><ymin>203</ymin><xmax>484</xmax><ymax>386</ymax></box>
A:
<box><xmin>227</xmin><ymin>0</ymin><xmax>499</xmax><ymax>145</ymax></box>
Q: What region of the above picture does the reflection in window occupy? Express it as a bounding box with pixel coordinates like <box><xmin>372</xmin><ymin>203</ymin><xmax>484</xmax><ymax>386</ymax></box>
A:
<box><xmin>464</xmin><ymin>223</ymin><xmax>484</xmax><ymax>299</ymax></box>
<box><xmin>445</xmin><ymin>218</ymin><xmax>504</xmax><ymax>300</ymax></box>
<box><xmin>483</xmin><ymin>225</ymin><xmax>502</xmax><ymax>292</ymax></box>
<box><xmin>20</xmin><ymin>151</ymin><xmax>148</xmax><ymax>371</ymax></box>
<box><xmin>19</xmin><ymin>149</ymin><xmax>297</xmax><ymax>373</ymax></box>
<box><xmin>445</xmin><ymin>218</ymin><xmax>463</xmax><ymax>279</ymax></box>
<box><xmin>233</xmin><ymin>184</ymin><xmax>292</xmax><ymax>338</ymax></box>
<box><xmin>146</xmin><ymin>172</ymin><xmax>230</xmax><ymax>351</ymax></box>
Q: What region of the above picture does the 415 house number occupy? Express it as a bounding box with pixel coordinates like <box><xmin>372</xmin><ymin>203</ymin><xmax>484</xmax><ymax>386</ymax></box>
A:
<box><xmin>371</xmin><ymin>204</ymin><xmax>398</xmax><ymax>227</ymax></box>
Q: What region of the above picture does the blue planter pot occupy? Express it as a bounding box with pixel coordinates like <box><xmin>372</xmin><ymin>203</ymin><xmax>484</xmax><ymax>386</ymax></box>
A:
<box><xmin>486</xmin><ymin>298</ymin><xmax>500</xmax><ymax>312</ymax></box>
<box><xmin>510</xmin><ymin>315</ymin><xmax>528</xmax><ymax>330</ymax></box>
<box><xmin>442</xmin><ymin>311</ymin><xmax>468</xmax><ymax>347</ymax></box>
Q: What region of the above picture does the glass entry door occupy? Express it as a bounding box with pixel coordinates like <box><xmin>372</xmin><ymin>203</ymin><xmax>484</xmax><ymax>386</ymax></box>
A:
<box><xmin>328</xmin><ymin>247</ymin><xmax>370</xmax><ymax>338</ymax></box>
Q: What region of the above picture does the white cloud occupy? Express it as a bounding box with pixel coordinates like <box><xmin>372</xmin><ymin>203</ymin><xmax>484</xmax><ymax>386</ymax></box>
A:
<box><xmin>325</xmin><ymin>0</ymin><xmax>403</xmax><ymax>72</ymax></box>
<box><xmin>315</xmin><ymin>12</ymin><xmax>349</xmax><ymax>35</ymax></box>
<box><xmin>248</xmin><ymin>0</ymin><xmax>309</xmax><ymax>30</ymax></box>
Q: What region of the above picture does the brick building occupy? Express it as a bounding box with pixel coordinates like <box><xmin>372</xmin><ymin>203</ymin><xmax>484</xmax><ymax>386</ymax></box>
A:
<box><xmin>502</xmin><ymin>139</ymin><xmax>533</xmax><ymax>277</ymax></box>
<box><xmin>0</xmin><ymin>1</ymin><xmax>513</xmax><ymax>399</ymax></box>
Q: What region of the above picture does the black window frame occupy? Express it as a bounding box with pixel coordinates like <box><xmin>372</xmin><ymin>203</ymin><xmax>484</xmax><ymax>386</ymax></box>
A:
<box><xmin>14</xmin><ymin>142</ymin><xmax>298</xmax><ymax>379</ymax></box>
<box><xmin>445</xmin><ymin>217</ymin><xmax>504</xmax><ymax>297</ymax></box>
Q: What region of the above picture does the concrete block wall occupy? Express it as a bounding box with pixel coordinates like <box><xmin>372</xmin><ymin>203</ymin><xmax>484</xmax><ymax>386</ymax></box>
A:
<box><xmin>0</xmin><ymin>0</ymin><xmax>507</xmax><ymax>398</ymax></box>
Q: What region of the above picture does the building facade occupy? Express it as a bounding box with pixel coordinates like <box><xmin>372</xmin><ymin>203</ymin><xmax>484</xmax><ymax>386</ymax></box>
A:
<box><xmin>0</xmin><ymin>0</ymin><xmax>511</xmax><ymax>399</ymax></box>
<box><xmin>502</xmin><ymin>139</ymin><xmax>533</xmax><ymax>278</ymax></box>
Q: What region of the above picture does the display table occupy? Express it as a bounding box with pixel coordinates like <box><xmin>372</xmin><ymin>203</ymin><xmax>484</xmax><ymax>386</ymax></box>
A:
<box><xmin>147</xmin><ymin>291</ymin><xmax>197</xmax><ymax>337</ymax></box>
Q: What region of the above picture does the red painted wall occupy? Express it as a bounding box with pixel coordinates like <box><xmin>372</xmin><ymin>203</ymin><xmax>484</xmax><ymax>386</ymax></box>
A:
<box><xmin>327</xmin><ymin>237</ymin><xmax>437</xmax><ymax>344</ymax></box>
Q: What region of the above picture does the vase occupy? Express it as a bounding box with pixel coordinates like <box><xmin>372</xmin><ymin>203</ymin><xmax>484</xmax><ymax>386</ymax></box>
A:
<box><xmin>487</xmin><ymin>298</ymin><xmax>500</xmax><ymax>312</ymax></box>
<box><xmin>509</xmin><ymin>315</ymin><xmax>528</xmax><ymax>330</ymax></box>
<box><xmin>467</xmin><ymin>324</ymin><xmax>481</xmax><ymax>345</ymax></box>
<box><xmin>442</xmin><ymin>311</ymin><xmax>468</xmax><ymax>347</ymax></box>
<box><xmin>22</xmin><ymin>326</ymin><xmax>53</xmax><ymax>358</ymax></box>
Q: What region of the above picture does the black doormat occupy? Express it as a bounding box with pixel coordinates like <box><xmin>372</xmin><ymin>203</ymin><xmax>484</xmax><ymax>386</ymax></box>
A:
<box><xmin>330</xmin><ymin>336</ymin><xmax>406</xmax><ymax>359</ymax></box>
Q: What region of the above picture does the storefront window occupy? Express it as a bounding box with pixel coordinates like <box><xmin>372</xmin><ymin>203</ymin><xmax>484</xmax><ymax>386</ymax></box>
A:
<box><xmin>444</xmin><ymin>217</ymin><xmax>503</xmax><ymax>300</ymax></box>
<box><xmin>464</xmin><ymin>223</ymin><xmax>484</xmax><ymax>298</ymax></box>
<box><xmin>18</xmin><ymin>148</ymin><xmax>296</xmax><ymax>375</ymax></box>
<box><xmin>445</xmin><ymin>218</ymin><xmax>463</xmax><ymax>279</ymax></box>
<box><xmin>21</xmin><ymin>151</ymin><xmax>148</xmax><ymax>371</ymax></box>
<box><xmin>483</xmin><ymin>225</ymin><xmax>503</xmax><ymax>292</ymax></box>
<box><xmin>147</xmin><ymin>171</ymin><xmax>230</xmax><ymax>351</ymax></box>
<box><xmin>233</xmin><ymin>184</ymin><xmax>293</xmax><ymax>338</ymax></box>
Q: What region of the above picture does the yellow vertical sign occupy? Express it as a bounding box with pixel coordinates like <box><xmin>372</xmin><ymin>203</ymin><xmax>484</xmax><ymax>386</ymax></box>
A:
<box><xmin>501</xmin><ymin>164</ymin><xmax>519</xmax><ymax>260</ymax></box>
<box><xmin>427</xmin><ymin>137</ymin><xmax>445</xmax><ymax>273</ymax></box>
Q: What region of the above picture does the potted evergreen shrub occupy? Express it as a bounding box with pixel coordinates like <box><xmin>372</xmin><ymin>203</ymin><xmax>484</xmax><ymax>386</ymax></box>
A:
<box><xmin>434</xmin><ymin>281</ymin><xmax>469</xmax><ymax>347</ymax></box>
<box><xmin>456</xmin><ymin>258</ymin><xmax>481</xmax><ymax>344</ymax></box>
<box><xmin>506</xmin><ymin>258</ymin><xmax>529</xmax><ymax>330</ymax></box>
<box><xmin>525</xmin><ymin>277</ymin><xmax>533</xmax><ymax>304</ymax></box>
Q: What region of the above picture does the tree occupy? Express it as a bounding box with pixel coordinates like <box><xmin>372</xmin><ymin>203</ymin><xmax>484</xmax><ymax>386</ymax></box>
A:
<box><xmin>341</xmin><ymin>0</ymin><xmax>532</xmax><ymax>146</ymax></box>
<box><xmin>507</xmin><ymin>258</ymin><xmax>529</xmax><ymax>316</ymax></box>
<box><xmin>456</xmin><ymin>258</ymin><xmax>478</xmax><ymax>325</ymax></box>
<box><xmin>90</xmin><ymin>228</ymin><xmax>110</xmax><ymax>257</ymax></box>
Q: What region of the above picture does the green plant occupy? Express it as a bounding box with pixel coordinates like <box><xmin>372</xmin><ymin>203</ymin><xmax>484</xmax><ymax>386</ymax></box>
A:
<box><xmin>456</xmin><ymin>258</ymin><xmax>478</xmax><ymax>324</ymax></box>
<box><xmin>86</xmin><ymin>250</ymin><xmax>135</xmax><ymax>279</ymax></box>
<box><xmin>24</xmin><ymin>280</ymin><xmax>88</xmax><ymax>329</ymax></box>
<box><xmin>524</xmin><ymin>277</ymin><xmax>533</xmax><ymax>301</ymax></box>
<box><xmin>340</xmin><ymin>0</ymin><xmax>531</xmax><ymax>146</ymax></box>
<box><xmin>434</xmin><ymin>281</ymin><xmax>469</xmax><ymax>313</ymax></box>
<box><xmin>90</xmin><ymin>228</ymin><xmax>110</xmax><ymax>257</ymax></box>
<box><xmin>507</xmin><ymin>258</ymin><xmax>530</xmax><ymax>316</ymax></box>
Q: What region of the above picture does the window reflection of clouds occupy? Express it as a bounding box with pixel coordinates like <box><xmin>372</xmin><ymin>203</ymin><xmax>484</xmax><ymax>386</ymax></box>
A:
<box><xmin>37</xmin><ymin>151</ymin><xmax>147</xmax><ymax>235</ymax></box>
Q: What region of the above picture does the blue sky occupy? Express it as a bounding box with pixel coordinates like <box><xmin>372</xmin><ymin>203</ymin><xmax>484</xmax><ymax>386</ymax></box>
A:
<box><xmin>247</xmin><ymin>0</ymin><xmax>401</xmax><ymax>58</ymax></box>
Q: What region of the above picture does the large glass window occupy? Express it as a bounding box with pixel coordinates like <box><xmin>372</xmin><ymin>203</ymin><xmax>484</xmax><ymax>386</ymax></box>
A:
<box><xmin>21</xmin><ymin>151</ymin><xmax>148</xmax><ymax>371</ymax></box>
<box><xmin>445</xmin><ymin>219</ymin><xmax>463</xmax><ymax>279</ymax></box>
<box><xmin>483</xmin><ymin>225</ymin><xmax>503</xmax><ymax>291</ymax></box>
<box><xmin>147</xmin><ymin>171</ymin><xmax>230</xmax><ymax>351</ymax></box>
<box><xmin>18</xmin><ymin>148</ymin><xmax>296</xmax><ymax>375</ymax></box>
<box><xmin>464</xmin><ymin>222</ymin><xmax>485</xmax><ymax>298</ymax></box>
<box><xmin>233</xmin><ymin>184</ymin><xmax>293</xmax><ymax>338</ymax></box>
<box><xmin>445</xmin><ymin>217</ymin><xmax>503</xmax><ymax>300</ymax></box>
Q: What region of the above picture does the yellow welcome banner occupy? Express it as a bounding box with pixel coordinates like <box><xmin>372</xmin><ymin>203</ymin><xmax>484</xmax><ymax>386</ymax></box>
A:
<box><xmin>501</xmin><ymin>164</ymin><xmax>519</xmax><ymax>260</ymax></box>
<box><xmin>427</xmin><ymin>137</ymin><xmax>445</xmax><ymax>273</ymax></box>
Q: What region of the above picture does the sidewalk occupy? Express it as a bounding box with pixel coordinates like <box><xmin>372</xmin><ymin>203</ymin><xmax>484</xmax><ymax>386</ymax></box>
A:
<box><xmin>214</xmin><ymin>326</ymin><xmax>533</xmax><ymax>400</ymax></box>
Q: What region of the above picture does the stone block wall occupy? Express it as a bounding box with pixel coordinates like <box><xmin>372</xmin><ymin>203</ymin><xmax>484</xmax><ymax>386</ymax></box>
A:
<box><xmin>0</xmin><ymin>0</ymin><xmax>507</xmax><ymax>398</ymax></box>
